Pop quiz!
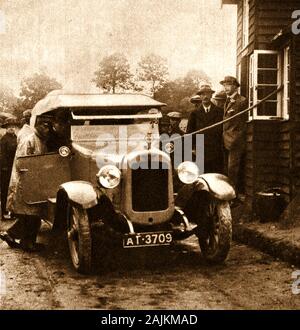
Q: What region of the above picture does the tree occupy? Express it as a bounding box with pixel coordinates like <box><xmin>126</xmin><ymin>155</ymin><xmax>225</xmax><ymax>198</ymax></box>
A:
<box><xmin>20</xmin><ymin>72</ymin><xmax>62</xmax><ymax>109</ymax></box>
<box><xmin>0</xmin><ymin>84</ymin><xmax>18</xmax><ymax>113</ymax></box>
<box><xmin>137</xmin><ymin>54</ymin><xmax>169</xmax><ymax>97</ymax></box>
<box><xmin>93</xmin><ymin>53</ymin><xmax>134</xmax><ymax>93</ymax></box>
<box><xmin>155</xmin><ymin>69</ymin><xmax>212</xmax><ymax>117</ymax></box>
<box><xmin>183</xmin><ymin>69</ymin><xmax>211</xmax><ymax>89</ymax></box>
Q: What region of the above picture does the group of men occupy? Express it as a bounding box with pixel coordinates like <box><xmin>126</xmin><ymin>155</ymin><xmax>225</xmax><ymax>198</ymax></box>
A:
<box><xmin>166</xmin><ymin>75</ymin><xmax>248</xmax><ymax>200</ymax></box>
<box><xmin>0</xmin><ymin>109</ymin><xmax>69</xmax><ymax>252</ymax></box>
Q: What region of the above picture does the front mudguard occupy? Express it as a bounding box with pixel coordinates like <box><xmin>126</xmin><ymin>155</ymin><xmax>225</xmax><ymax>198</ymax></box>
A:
<box><xmin>59</xmin><ymin>181</ymin><xmax>99</xmax><ymax>209</ymax></box>
<box><xmin>175</xmin><ymin>173</ymin><xmax>235</xmax><ymax>209</ymax></box>
<box><xmin>194</xmin><ymin>174</ymin><xmax>236</xmax><ymax>201</ymax></box>
<box><xmin>54</xmin><ymin>181</ymin><xmax>128</xmax><ymax>233</ymax></box>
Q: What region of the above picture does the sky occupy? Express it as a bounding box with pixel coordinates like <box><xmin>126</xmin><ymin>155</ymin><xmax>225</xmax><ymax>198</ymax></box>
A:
<box><xmin>0</xmin><ymin>0</ymin><xmax>237</xmax><ymax>95</ymax></box>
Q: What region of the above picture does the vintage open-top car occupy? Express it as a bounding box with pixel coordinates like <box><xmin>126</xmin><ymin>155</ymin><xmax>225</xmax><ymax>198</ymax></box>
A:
<box><xmin>15</xmin><ymin>90</ymin><xmax>235</xmax><ymax>273</ymax></box>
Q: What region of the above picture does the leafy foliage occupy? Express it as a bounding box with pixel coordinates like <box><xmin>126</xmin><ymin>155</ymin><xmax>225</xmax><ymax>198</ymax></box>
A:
<box><xmin>93</xmin><ymin>53</ymin><xmax>134</xmax><ymax>93</ymax></box>
<box><xmin>0</xmin><ymin>85</ymin><xmax>18</xmax><ymax>113</ymax></box>
<box><xmin>20</xmin><ymin>72</ymin><xmax>62</xmax><ymax>109</ymax></box>
<box><xmin>155</xmin><ymin>69</ymin><xmax>211</xmax><ymax>117</ymax></box>
<box><xmin>137</xmin><ymin>54</ymin><xmax>169</xmax><ymax>96</ymax></box>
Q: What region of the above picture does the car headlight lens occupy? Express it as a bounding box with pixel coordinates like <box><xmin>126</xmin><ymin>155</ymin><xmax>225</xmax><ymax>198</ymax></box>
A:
<box><xmin>97</xmin><ymin>165</ymin><xmax>121</xmax><ymax>189</ymax></box>
<box><xmin>177</xmin><ymin>161</ymin><xmax>199</xmax><ymax>184</ymax></box>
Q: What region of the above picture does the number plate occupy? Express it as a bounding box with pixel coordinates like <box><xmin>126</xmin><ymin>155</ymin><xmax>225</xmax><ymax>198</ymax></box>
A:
<box><xmin>123</xmin><ymin>231</ymin><xmax>173</xmax><ymax>248</ymax></box>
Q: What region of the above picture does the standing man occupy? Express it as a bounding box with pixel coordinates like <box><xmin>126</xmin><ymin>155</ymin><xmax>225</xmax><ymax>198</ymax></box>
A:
<box><xmin>186</xmin><ymin>85</ymin><xmax>223</xmax><ymax>173</ymax></box>
<box><xmin>17</xmin><ymin>109</ymin><xmax>32</xmax><ymax>144</ymax></box>
<box><xmin>0</xmin><ymin>118</ymin><xmax>17</xmax><ymax>220</ymax></box>
<box><xmin>220</xmin><ymin>76</ymin><xmax>248</xmax><ymax>196</ymax></box>
<box><xmin>0</xmin><ymin>115</ymin><xmax>52</xmax><ymax>251</ymax></box>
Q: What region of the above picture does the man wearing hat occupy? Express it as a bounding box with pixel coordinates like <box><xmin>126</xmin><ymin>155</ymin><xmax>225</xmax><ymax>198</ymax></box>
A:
<box><xmin>0</xmin><ymin>118</ymin><xmax>17</xmax><ymax>219</ymax></box>
<box><xmin>190</xmin><ymin>95</ymin><xmax>202</xmax><ymax>110</ymax></box>
<box><xmin>17</xmin><ymin>109</ymin><xmax>32</xmax><ymax>144</ymax></box>
<box><xmin>186</xmin><ymin>85</ymin><xmax>223</xmax><ymax>173</ymax></box>
<box><xmin>220</xmin><ymin>76</ymin><xmax>248</xmax><ymax>195</ymax></box>
<box><xmin>212</xmin><ymin>90</ymin><xmax>227</xmax><ymax>109</ymax></box>
<box><xmin>167</xmin><ymin>111</ymin><xmax>184</xmax><ymax>136</ymax></box>
<box><xmin>0</xmin><ymin>114</ymin><xmax>52</xmax><ymax>251</ymax></box>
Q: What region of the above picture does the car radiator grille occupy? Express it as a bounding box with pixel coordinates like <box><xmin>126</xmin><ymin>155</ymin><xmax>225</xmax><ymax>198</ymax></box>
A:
<box><xmin>131</xmin><ymin>162</ymin><xmax>169</xmax><ymax>212</ymax></box>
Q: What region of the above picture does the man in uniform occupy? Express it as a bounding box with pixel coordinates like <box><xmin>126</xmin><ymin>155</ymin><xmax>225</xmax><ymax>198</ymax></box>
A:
<box><xmin>0</xmin><ymin>115</ymin><xmax>52</xmax><ymax>251</ymax></box>
<box><xmin>220</xmin><ymin>76</ymin><xmax>248</xmax><ymax>195</ymax></box>
<box><xmin>186</xmin><ymin>85</ymin><xmax>223</xmax><ymax>173</ymax></box>
<box><xmin>0</xmin><ymin>118</ymin><xmax>17</xmax><ymax>219</ymax></box>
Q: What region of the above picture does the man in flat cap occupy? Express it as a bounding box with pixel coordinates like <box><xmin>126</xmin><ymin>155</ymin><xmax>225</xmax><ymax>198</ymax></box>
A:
<box><xmin>186</xmin><ymin>85</ymin><xmax>223</xmax><ymax>173</ymax></box>
<box><xmin>17</xmin><ymin>109</ymin><xmax>32</xmax><ymax>144</ymax></box>
<box><xmin>167</xmin><ymin>111</ymin><xmax>184</xmax><ymax>136</ymax></box>
<box><xmin>220</xmin><ymin>76</ymin><xmax>248</xmax><ymax>197</ymax></box>
<box><xmin>0</xmin><ymin>118</ymin><xmax>17</xmax><ymax>219</ymax></box>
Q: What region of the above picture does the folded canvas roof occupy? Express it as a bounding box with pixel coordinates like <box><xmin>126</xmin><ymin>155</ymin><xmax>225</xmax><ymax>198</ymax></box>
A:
<box><xmin>31</xmin><ymin>90</ymin><xmax>166</xmax><ymax>117</ymax></box>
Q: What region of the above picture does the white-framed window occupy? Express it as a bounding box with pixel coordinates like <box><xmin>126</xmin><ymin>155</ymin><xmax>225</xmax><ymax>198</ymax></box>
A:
<box><xmin>249</xmin><ymin>50</ymin><xmax>282</xmax><ymax>120</ymax></box>
<box><xmin>242</xmin><ymin>0</ymin><xmax>249</xmax><ymax>49</ymax></box>
<box><xmin>282</xmin><ymin>46</ymin><xmax>290</xmax><ymax>118</ymax></box>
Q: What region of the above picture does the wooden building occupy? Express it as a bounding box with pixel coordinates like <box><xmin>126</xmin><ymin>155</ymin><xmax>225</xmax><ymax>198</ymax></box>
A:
<box><xmin>222</xmin><ymin>0</ymin><xmax>300</xmax><ymax>213</ymax></box>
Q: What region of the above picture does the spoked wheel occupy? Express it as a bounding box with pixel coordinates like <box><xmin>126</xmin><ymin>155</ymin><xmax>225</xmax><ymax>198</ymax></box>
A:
<box><xmin>67</xmin><ymin>203</ymin><xmax>92</xmax><ymax>274</ymax></box>
<box><xmin>197</xmin><ymin>199</ymin><xmax>232</xmax><ymax>264</ymax></box>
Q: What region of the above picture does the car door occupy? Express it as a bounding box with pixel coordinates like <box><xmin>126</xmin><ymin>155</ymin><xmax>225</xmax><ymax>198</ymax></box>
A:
<box><xmin>17</xmin><ymin>152</ymin><xmax>71</xmax><ymax>204</ymax></box>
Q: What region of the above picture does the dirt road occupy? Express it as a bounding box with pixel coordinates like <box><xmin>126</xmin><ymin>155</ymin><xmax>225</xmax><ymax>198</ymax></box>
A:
<box><xmin>0</xmin><ymin>224</ymin><xmax>299</xmax><ymax>310</ymax></box>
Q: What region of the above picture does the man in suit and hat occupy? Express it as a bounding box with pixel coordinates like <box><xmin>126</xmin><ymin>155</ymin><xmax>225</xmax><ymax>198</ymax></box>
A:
<box><xmin>0</xmin><ymin>118</ymin><xmax>17</xmax><ymax>219</ymax></box>
<box><xmin>220</xmin><ymin>76</ymin><xmax>248</xmax><ymax>195</ymax></box>
<box><xmin>186</xmin><ymin>85</ymin><xmax>223</xmax><ymax>173</ymax></box>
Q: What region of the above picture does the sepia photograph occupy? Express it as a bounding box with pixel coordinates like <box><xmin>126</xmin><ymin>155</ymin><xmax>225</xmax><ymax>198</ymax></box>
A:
<box><xmin>0</xmin><ymin>0</ymin><xmax>300</xmax><ymax>316</ymax></box>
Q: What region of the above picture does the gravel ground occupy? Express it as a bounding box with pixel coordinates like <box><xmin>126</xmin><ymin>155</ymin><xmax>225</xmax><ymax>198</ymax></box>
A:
<box><xmin>1</xmin><ymin>224</ymin><xmax>300</xmax><ymax>310</ymax></box>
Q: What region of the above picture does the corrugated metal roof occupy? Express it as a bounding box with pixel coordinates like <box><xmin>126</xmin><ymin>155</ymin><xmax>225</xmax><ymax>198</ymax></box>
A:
<box><xmin>31</xmin><ymin>90</ymin><xmax>166</xmax><ymax>117</ymax></box>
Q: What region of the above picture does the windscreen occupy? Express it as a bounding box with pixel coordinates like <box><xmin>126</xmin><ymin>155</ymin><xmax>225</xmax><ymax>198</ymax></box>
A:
<box><xmin>71</xmin><ymin>120</ymin><xmax>160</xmax><ymax>154</ymax></box>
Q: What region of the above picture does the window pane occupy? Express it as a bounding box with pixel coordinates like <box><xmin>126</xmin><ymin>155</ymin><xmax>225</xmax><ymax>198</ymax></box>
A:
<box><xmin>257</xmin><ymin>70</ymin><xmax>277</xmax><ymax>84</ymax></box>
<box><xmin>258</xmin><ymin>54</ymin><xmax>277</xmax><ymax>68</ymax></box>
<box><xmin>257</xmin><ymin>86</ymin><xmax>278</xmax><ymax>100</ymax></box>
<box><xmin>257</xmin><ymin>101</ymin><xmax>277</xmax><ymax>116</ymax></box>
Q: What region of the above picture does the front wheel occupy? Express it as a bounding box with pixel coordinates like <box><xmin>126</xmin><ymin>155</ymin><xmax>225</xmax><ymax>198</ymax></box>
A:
<box><xmin>67</xmin><ymin>203</ymin><xmax>92</xmax><ymax>274</ymax></box>
<box><xmin>197</xmin><ymin>200</ymin><xmax>232</xmax><ymax>264</ymax></box>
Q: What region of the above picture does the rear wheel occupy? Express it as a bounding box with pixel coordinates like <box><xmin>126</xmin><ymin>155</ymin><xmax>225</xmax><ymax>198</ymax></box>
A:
<box><xmin>67</xmin><ymin>203</ymin><xmax>92</xmax><ymax>274</ymax></box>
<box><xmin>197</xmin><ymin>199</ymin><xmax>232</xmax><ymax>264</ymax></box>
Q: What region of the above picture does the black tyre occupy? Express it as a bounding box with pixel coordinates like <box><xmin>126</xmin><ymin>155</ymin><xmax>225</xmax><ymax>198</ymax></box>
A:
<box><xmin>67</xmin><ymin>203</ymin><xmax>92</xmax><ymax>274</ymax></box>
<box><xmin>197</xmin><ymin>199</ymin><xmax>232</xmax><ymax>264</ymax></box>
